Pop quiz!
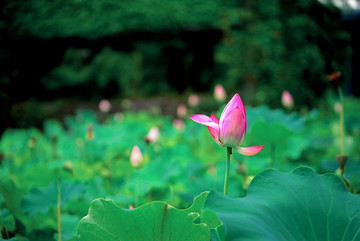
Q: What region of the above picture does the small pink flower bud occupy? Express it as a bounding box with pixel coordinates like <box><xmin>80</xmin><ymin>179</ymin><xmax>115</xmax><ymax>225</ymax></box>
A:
<box><xmin>145</xmin><ymin>127</ymin><xmax>160</xmax><ymax>143</ymax></box>
<box><xmin>177</xmin><ymin>104</ymin><xmax>187</xmax><ymax>118</ymax></box>
<box><xmin>129</xmin><ymin>205</ymin><xmax>134</xmax><ymax>210</ymax></box>
<box><xmin>114</xmin><ymin>112</ymin><xmax>124</xmax><ymax>122</ymax></box>
<box><xmin>130</xmin><ymin>146</ymin><xmax>143</xmax><ymax>168</ymax></box>
<box><xmin>99</xmin><ymin>99</ymin><xmax>111</xmax><ymax>113</ymax></box>
<box><xmin>188</xmin><ymin>94</ymin><xmax>199</xmax><ymax>107</ymax></box>
<box><xmin>281</xmin><ymin>91</ymin><xmax>294</xmax><ymax>109</ymax></box>
<box><xmin>173</xmin><ymin>118</ymin><xmax>185</xmax><ymax>131</ymax></box>
<box><xmin>214</xmin><ymin>84</ymin><xmax>227</xmax><ymax>102</ymax></box>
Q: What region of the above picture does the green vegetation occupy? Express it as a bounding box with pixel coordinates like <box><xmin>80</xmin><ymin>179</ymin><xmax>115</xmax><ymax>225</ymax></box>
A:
<box><xmin>1</xmin><ymin>0</ymin><xmax>350</xmax><ymax>106</ymax></box>
<box><xmin>0</xmin><ymin>1</ymin><xmax>358</xmax><ymax>240</ymax></box>
<box><xmin>0</xmin><ymin>96</ymin><xmax>359</xmax><ymax>240</ymax></box>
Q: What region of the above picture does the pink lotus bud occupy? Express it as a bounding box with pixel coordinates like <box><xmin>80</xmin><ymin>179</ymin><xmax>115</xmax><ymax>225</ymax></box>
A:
<box><xmin>129</xmin><ymin>205</ymin><xmax>134</xmax><ymax>210</ymax></box>
<box><xmin>281</xmin><ymin>91</ymin><xmax>294</xmax><ymax>109</ymax></box>
<box><xmin>188</xmin><ymin>94</ymin><xmax>199</xmax><ymax>107</ymax></box>
<box><xmin>177</xmin><ymin>104</ymin><xmax>187</xmax><ymax>118</ymax></box>
<box><xmin>173</xmin><ymin>118</ymin><xmax>185</xmax><ymax>131</ymax></box>
<box><xmin>114</xmin><ymin>112</ymin><xmax>124</xmax><ymax>122</ymax></box>
<box><xmin>214</xmin><ymin>84</ymin><xmax>227</xmax><ymax>102</ymax></box>
<box><xmin>145</xmin><ymin>127</ymin><xmax>160</xmax><ymax>143</ymax></box>
<box><xmin>99</xmin><ymin>99</ymin><xmax>111</xmax><ymax>113</ymax></box>
<box><xmin>190</xmin><ymin>93</ymin><xmax>263</xmax><ymax>156</ymax></box>
<box><xmin>130</xmin><ymin>146</ymin><xmax>143</xmax><ymax>168</ymax></box>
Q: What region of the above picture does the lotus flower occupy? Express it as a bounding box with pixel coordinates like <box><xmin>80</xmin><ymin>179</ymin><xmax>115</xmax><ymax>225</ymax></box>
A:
<box><xmin>188</xmin><ymin>94</ymin><xmax>199</xmax><ymax>107</ymax></box>
<box><xmin>173</xmin><ymin>118</ymin><xmax>185</xmax><ymax>131</ymax></box>
<box><xmin>281</xmin><ymin>91</ymin><xmax>294</xmax><ymax>109</ymax></box>
<box><xmin>190</xmin><ymin>93</ymin><xmax>263</xmax><ymax>156</ymax></box>
<box><xmin>130</xmin><ymin>146</ymin><xmax>143</xmax><ymax>168</ymax></box>
<box><xmin>99</xmin><ymin>99</ymin><xmax>111</xmax><ymax>112</ymax></box>
<box><xmin>214</xmin><ymin>84</ymin><xmax>227</xmax><ymax>102</ymax></box>
<box><xmin>177</xmin><ymin>103</ymin><xmax>187</xmax><ymax>118</ymax></box>
<box><xmin>145</xmin><ymin>126</ymin><xmax>160</xmax><ymax>143</ymax></box>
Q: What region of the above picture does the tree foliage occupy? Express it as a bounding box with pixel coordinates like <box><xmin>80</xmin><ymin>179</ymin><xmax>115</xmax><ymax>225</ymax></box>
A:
<box><xmin>0</xmin><ymin>0</ymin><xmax>350</xmax><ymax>107</ymax></box>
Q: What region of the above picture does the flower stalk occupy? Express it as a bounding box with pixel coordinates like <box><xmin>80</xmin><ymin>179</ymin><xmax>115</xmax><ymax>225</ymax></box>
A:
<box><xmin>57</xmin><ymin>179</ymin><xmax>62</xmax><ymax>241</ymax></box>
<box><xmin>338</xmin><ymin>86</ymin><xmax>345</xmax><ymax>156</ymax></box>
<box><xmin>224</xmin><ymin>147</ymin><xmax>232</xmax><ymax>195</ymax></box>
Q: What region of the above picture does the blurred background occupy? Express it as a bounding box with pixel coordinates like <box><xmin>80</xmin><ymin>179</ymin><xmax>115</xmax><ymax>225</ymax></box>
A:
<box><xmin>1</xmin><ymin>2</ymin><xmax>360</xmax><ymax>239</ymax></box>
<box><xmin>0</xmin><ymin>0</ymin><xmax>359</xmax><ymax>133</ymax></box>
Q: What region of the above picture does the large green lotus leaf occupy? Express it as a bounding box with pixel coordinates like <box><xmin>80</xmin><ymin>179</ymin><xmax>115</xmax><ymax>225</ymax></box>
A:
<box><xmin>246</xmin><ymin>106</ymin><xmax>304</xmax><ymax>132</ymax></box>
<box><xmin>247</xmin><ymin>118</ymin><xmax>293</xmax><ymax>143</ymax></box>
<box><xmin>0</xmin><ymin>208</ymin><xmax>15</xmax><ymax>231</ymax></box>
<box><xmin>77</xmin><ymin>192</ymin><xmax>213</xmax><ymax>241</ymax></box>
<box><xmin>22</xmin><ymin>180</ymin><xmax>86</xmax><ymax>216</ymax></box>
<box><xmin>60</xmin><ymin>214</ymin><xmax>81</xmax><ymax>241</ymax></box>
<box><xmin>205</xmin><ymin>167</ymin><xmax>360</xmax><ymax>241</ymax></box>
<box><xmin>17</xmin><ymin>165</ymin><xmax>57</xmax><ymax>190</ymax></box>
<box><xmin>0</xmin><ymin>179</ymin><xmax>24</xmax><ymax>216</ymax></box>
<box><xmin>128</xmin><ymin>157</ymin><xmax>183</xmax><ymax>196</ymax></box>
<box><xmin>0</xmin><ymin>178</ymin><xmax>57</xmax><ymax>232</ymax></box>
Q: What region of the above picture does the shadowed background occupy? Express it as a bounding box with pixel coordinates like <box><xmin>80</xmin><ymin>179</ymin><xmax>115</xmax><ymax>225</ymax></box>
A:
<box><xmin>0</xmin><ymin>0</ymin><xmax>359</xmax><ymax>133</ymax></box>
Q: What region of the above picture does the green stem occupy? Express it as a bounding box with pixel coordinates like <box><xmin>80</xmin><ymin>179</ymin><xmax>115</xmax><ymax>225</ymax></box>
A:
<box><xmin>338</xmin><ymin>86</ymin><xmax>345</xmax><ymax>155</ymax></box>
<box><xmin>224</xmin><ymin>147</ymin><xmax>232</xmax><ymax>195</ymax></box>
<box><xmin>57</xmin><ymin>179</ymin><xmax>62</xmax><ymax>241</ymax></box>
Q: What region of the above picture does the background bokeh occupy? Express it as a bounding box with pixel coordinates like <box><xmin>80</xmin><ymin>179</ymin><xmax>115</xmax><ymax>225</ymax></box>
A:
<box><xmin>1</xmin><ymin>1</ymin><xmax>360</xmax><ymax>240</ymax></box>
<box><xmin>0</xmin><ymin>0</ymin><xmax>359</xmax><ymax>133</ymax></box>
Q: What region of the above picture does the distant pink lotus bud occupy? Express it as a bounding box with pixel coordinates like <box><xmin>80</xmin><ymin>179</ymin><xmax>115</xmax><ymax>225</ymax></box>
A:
<box><xmin>190</xmin><ymin>93</ymin><xmax>263</xmax><ymax>156</ymax></box>
<box><xmin>130</xmin><ymin>146</ymin><xmax>143</xmax><ymax>168</ymax></box>
<box><xmin>214</xmin><ymin>84</ymin><xmax>227</xmax><ymax>102</ymax></box>
<box><xmin>114</xmin><ymin>112</ymin><xmax>124</xmax><ymax>122</ymax></box>
<box><xmin>281</xmin><ymin>91</ymin><xmax>294</xmax><ymax>109</ymax></box>
<box><xmin>99</xmin><ymin>99</ymin><xmax>111</xmax><ymax>112</ymax></box>
<box><xmin>173</xmin><ymin>118</ymin><xmax>185</xmax><ymax>131</ymax></box>
<box><xmin>188</xmin><ymin>94</ymin><xmax>199</xmax><ymax>107</ymax></box>
<box><xmin>177</xmin><ymin>104</ymin><xmax>187</xmax><ymax>118</ymax></box>
<box><xmin>129</xmin><ymin>205</ymin><xmax>134</xmax><ymax>210</ymax></box>
<box><xmin>145</xmin><ymin>127</ymin><xmax>160</xmax><ymax>143</ymax></box>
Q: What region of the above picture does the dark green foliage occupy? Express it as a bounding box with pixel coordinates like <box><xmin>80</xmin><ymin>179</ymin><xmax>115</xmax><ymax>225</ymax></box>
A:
<box><xmin>215</xmin><ymin>0</ymin><xmax>349</xmax><ymax>107</ymax></box>
<box><xmin>0</xmin><ymin>0</ymin><xmax>350</xmax><ymax>108</ymax></box>
<box><xmin>4</xmin><ymin>0</ymin><xmax>222</xmax><ymax>39</ymax></box>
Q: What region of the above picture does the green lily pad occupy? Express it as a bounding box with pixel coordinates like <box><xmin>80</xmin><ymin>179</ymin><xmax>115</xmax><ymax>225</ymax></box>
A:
<box><xmin>246</xmin><ymin>105</ymin><xmax>304</xmax><ymax>132</ymax></box>
<box><xmin>0</xmin><ymin>208</ymin><xmax>15</xmax><ymax>231</ymax></box>
<box><xmin>22</xmin><ymin>180</ymin><xmax>86</xmax><ymax>216</ymax></box>
<box><xmin>205</xmin><ymin>167</ymin><xmax>360</xmax><ymax>241</ymax></box>
<box><xmin>248</xmin><ymin>118</ymin><xmax>293</xmax><ymax>143</ymax></box>
<box><xmin>77</xmin><ymin>192</ymin><xmax>214</xmax><ymax>241</ymax></box>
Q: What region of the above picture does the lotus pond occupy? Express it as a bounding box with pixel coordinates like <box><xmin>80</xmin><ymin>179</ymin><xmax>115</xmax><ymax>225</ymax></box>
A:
<box><xmin>1</xmin><ymin>95</ymin><xmax>360</xmax><ymax>241</ymax></box>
